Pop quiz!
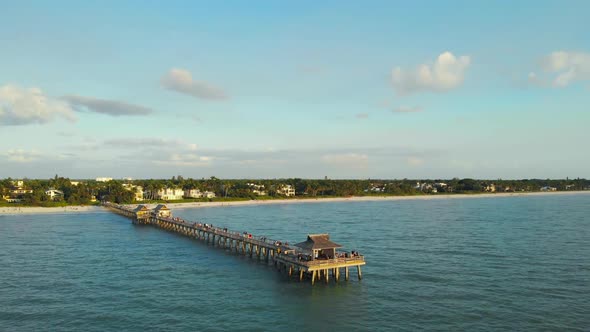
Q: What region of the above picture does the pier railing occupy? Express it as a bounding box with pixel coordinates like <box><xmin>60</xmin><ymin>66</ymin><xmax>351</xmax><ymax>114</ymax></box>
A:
<box><xmin>277</xmin><ymin>253</ymin><xmax>365</xmax><ymax>267</ymax></box>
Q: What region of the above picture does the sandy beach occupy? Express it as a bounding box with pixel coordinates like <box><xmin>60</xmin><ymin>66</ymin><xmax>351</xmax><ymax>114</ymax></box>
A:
<box><xmin>1</xmin><ymin>191</ymin><xmax>589</xmax><ymax>215</ymax></box>
<box><xmin>0</xmin><ymin>205</ymin><xmax>104</xmax><ymax>215</ymax></box>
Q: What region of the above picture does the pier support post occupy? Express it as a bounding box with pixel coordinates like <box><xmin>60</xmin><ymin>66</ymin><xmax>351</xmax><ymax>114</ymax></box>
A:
<box><xmin>311</xmin><ymin>271</ymin><xmax>316</xmax><ymax>285</ymax></box>
<box><xmin>325</xmin><ymin>269</ymin><xmax>329</xmax><ymax>283</ymax></box>
<box><xmin>299</xmin><ymin>269</ymin><xmax>304</xmax><ymax>281</ymax></box>
<box><xmin>357</xmin><ymin>266</ymin><xmax>362</xmax><ymax>280</ymax></box>
<box><xmin>335</xmin><ymin>268</ymin><xmax>340</xmax><ymax>282</ymax></box>
<box><xmin>345</xmin><ymin>267</ymin><xmax>349</xmax><ymax>281</ymax></box>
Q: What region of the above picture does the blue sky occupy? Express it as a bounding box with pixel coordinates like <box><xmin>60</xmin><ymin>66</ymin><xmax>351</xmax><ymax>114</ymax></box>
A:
<box><xmin>1</xmin><ymin>1</ymin><xmax>589</xmax><ymax>179</ymax></box>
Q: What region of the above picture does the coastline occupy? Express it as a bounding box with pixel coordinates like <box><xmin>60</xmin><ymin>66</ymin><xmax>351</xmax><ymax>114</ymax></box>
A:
<box><xmin>166</xmin><ymin>190</ymin><xmax>590</xmax><ymax>210</ymax></box>
<box><xmin>1</xmin><ymin>190</ymin><xmax>589</xmax><ymax>215</ymax></box>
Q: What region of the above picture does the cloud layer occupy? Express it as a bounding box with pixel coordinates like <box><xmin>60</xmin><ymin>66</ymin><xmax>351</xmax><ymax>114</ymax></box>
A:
<box><xmin>0</xmin><ymin>85</ymin><xmax>76</xmax><ymax>125</ymax></box>
<box><xmin>539</xmin><ymin>51</ymin><xmax>590</xmax><ymax>87</ymax></box>
<box><xmin>63</xmin><ymin>95</ymin><xmax>153</xmax><ymax>116</ymax></box>
<box><xmin>161</xmin><ymin>68</ymin><xmax>228</xmax><ymax>100</ymax></box>
<box><xmin>6</xmin><ymin>149</ymin><xmax>42</xmax><ymax>163</ymax></box>
<box><xmin>392</xmin><ymin>52</ymin><xmax>471</xmax><ymax>95</ymax></box>
<box><xmin>392</xmin><ymin>106</ymin><xmax>422</xmax><ymax>113</ymax></box>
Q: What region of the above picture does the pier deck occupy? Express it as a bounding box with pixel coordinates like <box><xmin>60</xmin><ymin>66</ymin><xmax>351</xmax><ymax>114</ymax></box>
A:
<box><xmin>104</xmin><ymin>202</ymin><xmax>365</xmax><ymax>285</ymax></box>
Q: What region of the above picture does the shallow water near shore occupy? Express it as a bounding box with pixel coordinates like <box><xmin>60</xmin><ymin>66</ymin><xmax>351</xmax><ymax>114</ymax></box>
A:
<box><xmin>1</xmin><ymin>194</ymin><xmax>589</xmax><ymax>331</ymax></box>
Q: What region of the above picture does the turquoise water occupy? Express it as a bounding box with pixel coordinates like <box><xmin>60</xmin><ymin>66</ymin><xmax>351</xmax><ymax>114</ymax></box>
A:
<box><xmin>1</xmin><ymin>194</ymin><xmax>589</xmax><ymax>331</ymax></box>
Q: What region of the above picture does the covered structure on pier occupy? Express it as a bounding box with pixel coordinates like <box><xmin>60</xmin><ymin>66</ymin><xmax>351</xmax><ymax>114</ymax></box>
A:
<box><xmin>294</xmin><ymin>234</ymin><xmax>342</xmax><ymax>260</ymax></box>
<box><xmin>153</xmin><ymin>204</ymin><xmax>172</xmax><ymax>218</ymax></box>
<box><xmin>133</xmin><ymin>205</ymin><xmax>151</xmax><ymax>219</ymax></box>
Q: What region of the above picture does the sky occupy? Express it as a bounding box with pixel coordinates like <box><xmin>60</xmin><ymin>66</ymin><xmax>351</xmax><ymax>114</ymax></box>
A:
<box><xmin>1</xmin><ymin>0</ymin><xmax>589</xmax><ymax>179</ymax></box>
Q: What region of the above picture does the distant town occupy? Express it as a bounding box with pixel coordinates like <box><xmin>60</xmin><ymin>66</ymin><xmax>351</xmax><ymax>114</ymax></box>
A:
<box><xmin>1</xmin><ymin>176</ymin><xmax>589</xmax><ymax>207</ymax></box>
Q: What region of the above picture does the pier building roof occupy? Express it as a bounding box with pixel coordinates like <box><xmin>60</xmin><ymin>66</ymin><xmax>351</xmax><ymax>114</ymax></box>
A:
<box><xmin>295</xmin><ymin>234</ymin><xmax>342</xmax><ymax>250</ymax></box>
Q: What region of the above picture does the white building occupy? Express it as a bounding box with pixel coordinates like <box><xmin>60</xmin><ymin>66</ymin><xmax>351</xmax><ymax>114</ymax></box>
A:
<box><xmin>184</xmin><ymin>189</ymin><xmax>215</xmax><ymax>199</ymax></box>
<box><xmin>540</xmin><ymin>186</ymin><xmax>557</xmax><ymax>192</ymax></box>
<box><xmin>277</xmin><ymin>184</ymin><xmax>295</xmax><ymax>197</ymax></box>
<box><xmin>12</xmin><ymin>180</ymin><xmax>24</xmax><ymax>188</ymax></box>
<box><xmin>185</xmin><ymin>189</ymin><xmax>204</xmax><ymax>198</ymax></box>
<box><xmin>45</xmin><ymin>189</ymin><xmax>64</xmax><ymax>200</ymax></box>
<box><xmin>96</xmin><ymin>177</ymin><xmax>113</xmax><ymax>182</ymax></box>
<box><xmin>247</xmin><ymin>183</ymin><xmax>267</xmax><ymax>196</ymax></box>
<box><xmin>155</xmin><ymin>188</ymin><xmax>184</xmax><ymax>200</ymax></box>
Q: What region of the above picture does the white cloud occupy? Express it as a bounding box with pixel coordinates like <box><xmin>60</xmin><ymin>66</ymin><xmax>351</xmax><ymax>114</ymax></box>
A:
<box><xmin>392</xmin><ymin>106</ymin><xmax>422</xmax><ymax>113</ymax></box>
<box><xmin>406</xmin><ymin>156</ymin><xmax>424</xmax><ymax>166</ymax></box>
<box><xmin>6</xmin><ymin>149</ymin><xmax>41</xmax><ymax>163</ymax></box>
<box><xmin>356</xmin><ymin>113</ymin><xmax>369</xmax><ymax>119</ymax></box>
<box><xmin>63</xmin><ymin>95</ymin><xmax>153</xmax><ymax>116</ymax></box>
<box><xmin>161</xmin><ymin>68</ymin><xmax>228</xmax><ymax>100</ymax></box>
<box><xmin>321</xmin><ymin>153</ymin><xmax>368</xmax><ymax>169</ymax></box>
<box><xmin>539</xmin><ymin>51</ymin><xmax>590</xmax><ymax>87</ymax></box>
<box><xmin>392</xmin><ymin>52</ymin><xmax>471</xmax><ymax>95</ymax></box>
<box><xmin>104</xmin><ymin>137</ymin><xmax>188</xmax><ymax>148</ymax></box>
<box><xmin>153</xmin><ymin>153</ymin><xmax>214</xmax><ymax>167</ymax></box>
<box><xmin>0</xmin><ymin>85</ymin><xmax>76</xmax><ymax>125</ymax></box>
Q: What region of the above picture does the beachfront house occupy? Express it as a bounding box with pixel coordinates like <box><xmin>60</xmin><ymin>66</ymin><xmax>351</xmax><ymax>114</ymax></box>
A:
<box><xmin>247</xmin><ymin>183</ymin><xmax>267</xmax><ymax>196</ymax></box>
<box><xmin>45</xmin><ymin>189</ymin><xmax>64</xmax><ymax>200</ymax></box>
<box><xmin>294</xmin><ymin>234</ymin><xmax>342</xmax><ymax>260</ymax></box>
<box><xmin>540</xmin><ymin>186</ymin><xmax>557</xmax><ymax>192</ymax></box>
<box><xmin>123</xmin><ymin>184</ymin><xmax>144</xmax><ymax>201</ymax></box>
<box><xmin>96</xmin><ymin>177</ymin><xmax>113</xmax><ymax>182</ymax></box>
<box><xmin>152</xmin><ymin>188</ymin><xmax>184</xmax><ymax>200</ymax></box>
<box><xmin>154</xmin><ymin>204</ymin><xmax>172</xmax><ymax>218</ymax></box>
<box><xmin>184</xmin><ymin>188</ymin><xmax>204</xmax><ymax>198</ymax></box>
<box><xmin>12</xmin><ymin>180</ymin><xmax>24</xmax><ymax>188</ymax></box>
<box><xmin>276</xmin><ymin>184</ymin><xmax>295</xmax><ymax>197</ymax></box>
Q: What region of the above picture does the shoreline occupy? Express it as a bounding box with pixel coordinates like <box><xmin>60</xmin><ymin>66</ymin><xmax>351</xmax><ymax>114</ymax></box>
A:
<box><xmin>1</xmin><ymin>191</ymin><xmax>589</xmax><ymax>215</ymax></box>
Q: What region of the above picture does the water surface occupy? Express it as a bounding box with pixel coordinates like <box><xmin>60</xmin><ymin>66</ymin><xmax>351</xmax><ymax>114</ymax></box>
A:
<box><xmin>1</xmin><ymin>194</ymin><xmax>589</xmax><ymax>331</ymax></box>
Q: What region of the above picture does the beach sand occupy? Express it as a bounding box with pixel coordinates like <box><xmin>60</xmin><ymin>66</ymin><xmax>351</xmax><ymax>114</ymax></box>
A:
<box><xmin>0</xmin><ymin>205</ymin><xmax>104</xmax><ymax>215</ymax></box>
<box><xmin>1</xmin><ymin>191</ymin><xmax>589</xmax><ymax>215</ymax></box>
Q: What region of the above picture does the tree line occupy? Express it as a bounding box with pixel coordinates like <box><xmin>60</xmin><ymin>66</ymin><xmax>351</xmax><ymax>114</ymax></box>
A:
<box><xmin>1</xmin><ymin>176</ymin><xmax>589</xmax><ymax>206</ymax></box>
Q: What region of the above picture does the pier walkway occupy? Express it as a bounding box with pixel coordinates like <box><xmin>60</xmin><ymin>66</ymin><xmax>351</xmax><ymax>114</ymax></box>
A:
<box><xmin>103</xmin><ymin>202</ymin><xmax>365</xmax><ymax>285</ymax></box>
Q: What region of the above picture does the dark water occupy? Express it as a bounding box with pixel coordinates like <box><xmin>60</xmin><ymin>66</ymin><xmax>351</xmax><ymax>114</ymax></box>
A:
<box><xmin>1</xmin><ymin>194</ymin><xmax>589</xmax><ymax>331</ymax></box>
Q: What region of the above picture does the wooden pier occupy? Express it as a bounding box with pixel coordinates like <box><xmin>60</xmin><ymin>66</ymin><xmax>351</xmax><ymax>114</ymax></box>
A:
<box><xmin>103</xmin><ymin>202</ymin><xmax>366</xmax><ymax>285</ymax></box>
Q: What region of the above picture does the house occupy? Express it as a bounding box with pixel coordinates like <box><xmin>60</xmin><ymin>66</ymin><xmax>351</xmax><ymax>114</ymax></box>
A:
<box><xmin>184</xmin><ymin>189</ymin><xmax>204</xmax><ymax>198</ymax></box>
<box><xmin>540</xmin><ymin>186</ymin><xmax>557</xmax><ymax>192</ymax></box>
<box><xmin>153</xmin><ymin>204</ymin><xmax>172</xmax><ymax>218</ymax></box>
<box><xmin>96</xmin><ymin>177</ymin><xmax>113</xmax><ymax>182</ymax></box>
<box><xmin>155</xmin><ymin>188</ymin><xmax>184</xmax><ymax>200</ymax></box>
<box><xmin>276</xmin><ymin>184</ymin><xmax>295</xmax><ymax>197</ymax></box>
<box><xmin>247</xmin><ymin>183</ymin><xmax>267</xmax><ymax>196</ymax></box>
<box><xmin>565</xmin><ymin>184</ymin><xmax>576</xmax><ymax>190</ymax></box>
<box><xmin>134</xmin><ymin>186</ymin><xmax>144</xmax><ymax>201</ymax></box>
<box><xmin>365</xmin><ymin>183</ymin><xmax>386</xmax><ymax>193</ymax></box>
<box><xmin>10</xmin><ymin>188</ymin><xmax>33</xmax><ymax>195</ymax></box>
<box><xmin>12</xmin><ymin>180</ymin><xmax>24</xmax><ymax>188</ymax></box>
<box><xmin>203</xmin><ymin>191</ymin><xmax>216</xmax><ymax>198</ymax></box>
<box><xmin>484</xmin><ymin>184</ymin><xmax>496</xmax><ymax>192</ymax></box>
<box><xmin>122</xmin><ymin>184</ymin><xmax>144</xmax><ymax>201</ymax></box>
<box><xmin>70</xmin><ymin>181</ymin><xmax>80</xmax><ymax>186</ymax></box>
<box><xmin>45</xmin><ymin>189</ymin><xmax>64</xmax><ymax>200</ymax></box>
<box><xmin>294</xmin><ymin>234</ymin><xmax>342</xmax><ymax>260</ymax></box>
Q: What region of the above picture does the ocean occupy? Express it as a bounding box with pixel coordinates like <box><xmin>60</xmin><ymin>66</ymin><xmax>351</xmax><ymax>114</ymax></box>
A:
<box><xmin>1</xmin><ymin>194</ymin><xmax>589</xmax><ymax>331</ymax></box>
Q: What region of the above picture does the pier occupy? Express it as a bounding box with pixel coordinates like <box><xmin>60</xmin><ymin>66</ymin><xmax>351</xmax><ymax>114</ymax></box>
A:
<box><xmin>103</xmin><ymin>202</ymin><xmax>366</xmax><ymax>285</ymax></box>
